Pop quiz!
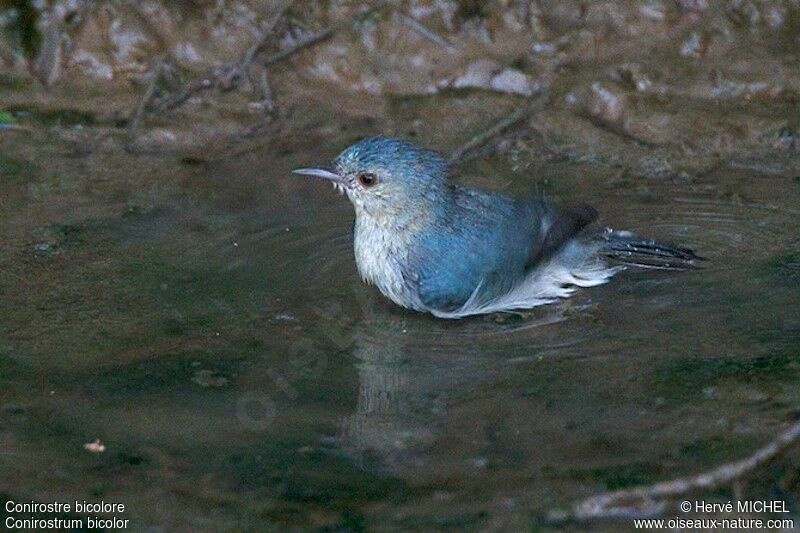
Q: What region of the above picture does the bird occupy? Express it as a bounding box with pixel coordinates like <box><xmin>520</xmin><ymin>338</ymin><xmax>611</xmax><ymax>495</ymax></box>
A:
<box><xmin>293</xmin><ymin>136</ymin><xmax>701</xmax><ymax>318</ymax></box>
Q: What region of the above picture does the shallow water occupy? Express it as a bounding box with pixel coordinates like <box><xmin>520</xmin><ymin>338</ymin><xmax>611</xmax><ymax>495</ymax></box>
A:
<box><xmin>1</xmin><ymin>111</ymin><xmax>798</xmax><ymax>529</ymax></box>
<box><xmin>2</xmin><ymin>1</ymin><xmax>800</xmax><ymax>528</ymax></box>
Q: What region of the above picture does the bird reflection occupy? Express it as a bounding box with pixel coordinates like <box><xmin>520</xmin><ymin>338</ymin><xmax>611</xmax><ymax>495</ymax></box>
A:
<box><xmin>340</xmin><ymin>311</ymin><xmax>436</xmax><ymax>469</ymax></box>
<box><xmin>338</xmin><ymin>291</ymin><xmax>576</xmax><ymax>470</ymax></box>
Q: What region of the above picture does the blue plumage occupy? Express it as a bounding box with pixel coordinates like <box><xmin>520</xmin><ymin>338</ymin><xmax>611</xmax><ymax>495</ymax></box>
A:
<box><xmin>414</xmin><ymin>188</ymin><xmax>526</xmax><ymax>310</ymax></box>
<box><xmin>293</xmin><ymin>136</ymin><xmax>700</xmax><ymax>318</ymax></box>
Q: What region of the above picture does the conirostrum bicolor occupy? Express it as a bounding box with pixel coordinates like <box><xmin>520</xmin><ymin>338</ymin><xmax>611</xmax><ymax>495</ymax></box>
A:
<box><xmin>293</xmin><ymin>136</ymin><xmax>701</xmax><ymax>318</ymax></box>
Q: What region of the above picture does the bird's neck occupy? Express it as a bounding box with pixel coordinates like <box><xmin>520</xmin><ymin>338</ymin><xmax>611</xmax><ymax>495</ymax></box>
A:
<box><xmin>352</xmin><ymin>209</ymin><xmax>423</xmax><ymax>310</ymax></box>
<box><xmin>352</xmin><ymin>189</ymin><xmax>451</xmax><ymax>311</ymax></box>
<box><xmin>354</xmin><ymin>187</ymin><xmax>452</xmax><ymax>232</ymax></box>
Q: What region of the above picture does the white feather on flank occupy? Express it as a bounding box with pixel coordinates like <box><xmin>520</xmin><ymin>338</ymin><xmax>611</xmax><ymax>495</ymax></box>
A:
<box><xmin>428</xmin><ymin>250</ymin><xmax>624</xmax><ymax>319</ymax></box>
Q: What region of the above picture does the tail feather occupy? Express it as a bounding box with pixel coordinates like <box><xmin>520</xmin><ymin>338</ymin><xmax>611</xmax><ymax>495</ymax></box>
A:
<box><xmin>600</xmin><ymin>229</ymin><xmax>703</xmax><ymax>271</ymax></box>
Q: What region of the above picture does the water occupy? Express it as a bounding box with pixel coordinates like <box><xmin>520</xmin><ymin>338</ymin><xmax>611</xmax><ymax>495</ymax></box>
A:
<box><xmin>3</xmin><ymin>0</ymin><xmax>800</xmax><ymax>527</ymax></box>
<box><xmin>1</xmin><ymin>106</ymin><xmax>798</xmax><ymax>530</ymax></box>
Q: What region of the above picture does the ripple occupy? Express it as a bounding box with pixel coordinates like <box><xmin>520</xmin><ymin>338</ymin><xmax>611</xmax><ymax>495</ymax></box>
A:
<box><xmin>611</xmin><ymin>180</ymin><xmax>798</xmax><ymax>268</ymax></box>
<box><xmin>259</xmin><ymin>166</ymin><xmax>798</xmax><ymax>375</ymax></box>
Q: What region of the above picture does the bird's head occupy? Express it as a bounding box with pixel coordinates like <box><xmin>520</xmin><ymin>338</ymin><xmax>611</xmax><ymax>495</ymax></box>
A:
<box><xmin>293</xmin><ymin>136</ymin><xmax>449</xmax><ymax>221</ymax></box>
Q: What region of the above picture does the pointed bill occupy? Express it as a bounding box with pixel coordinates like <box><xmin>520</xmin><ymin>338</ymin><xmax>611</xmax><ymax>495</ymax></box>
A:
<box><xmin>292</xmin><ymin>167</ymin><xmax>343</xmax><ymax>182</ymax></box>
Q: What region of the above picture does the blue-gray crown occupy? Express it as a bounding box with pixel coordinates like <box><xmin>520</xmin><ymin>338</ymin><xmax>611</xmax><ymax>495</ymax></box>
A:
<box><xmin>334</xmin><ymin>136</ymin><xmax>450</xmax><ymax>188</ymax></box>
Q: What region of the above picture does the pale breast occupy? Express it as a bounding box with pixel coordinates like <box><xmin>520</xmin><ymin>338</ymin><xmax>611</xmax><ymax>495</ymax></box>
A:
<box><xmin>353</xmin><ymin>217</ymin><xmax>419</xmax><ymax>310</ymax></box>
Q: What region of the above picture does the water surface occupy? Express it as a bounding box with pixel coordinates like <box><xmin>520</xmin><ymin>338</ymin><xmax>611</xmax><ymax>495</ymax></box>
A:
<box><xmin>1</xmin><ymin>104</ymin><xmax>798</xmax><ymax>530</ymax></box>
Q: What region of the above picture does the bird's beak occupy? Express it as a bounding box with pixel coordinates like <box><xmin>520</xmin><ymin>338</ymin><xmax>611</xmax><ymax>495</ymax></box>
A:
<box><xmin>292</xmin><ymin>166</ymin><xmax>343</xmax><ymax>183</ymax></box>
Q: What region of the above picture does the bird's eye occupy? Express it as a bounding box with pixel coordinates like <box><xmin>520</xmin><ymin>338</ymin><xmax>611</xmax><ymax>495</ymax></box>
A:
<box><xmin>357</xmin><ymin>173</ymin><xmax>377</xmax><ymax>187</ymax></box>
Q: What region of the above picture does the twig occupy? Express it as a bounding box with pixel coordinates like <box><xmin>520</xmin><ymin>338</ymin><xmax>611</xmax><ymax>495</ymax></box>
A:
<box><xmin>579</xmin><ymin>112</ymin><xmax>659</xmax><ymax>148</ymax></box>
<box><xmin>248</xmin><ymin>66</ymin><xmax>276</xmax><ymax>115</ymax></box>
<box><xmin>396</xmin><ymin>13</ymin><xmax>457</xmax><ymax>53</ymax></box>
<box><xmin>449</xmin><ymin>92</ymin><xmax>547</xmax><ymax>163</ymax></box>
<box><xmin>262</xmin><ymin>28</ymin><xmax>335</xmax><ymax>66</ymax></box>
<box><xmin>155</xmin><ymin>2</ymin><xmax>389</xmax><ymax>114</ymax></box>
<box><xmin>126</xmin><ymin>0</ymin><xmax>174</xmax><ymax>64</ymax></box>
<box><xmin>157</xmin><ymin>77</ymin><xmax>214</xmax><ymax>112</ymax></box>
<box><xmin>128</xmin><ymin>59</ymin><xmax>163</xmax><ymax>133</ymax></box>
<box><xmin>237</xmin><ymin>121</ymin><xmax>273</xmax><ymax>139</ymax></box>
<box><xmin>218</xmin><ymin>0</ymin><xmax>294</xmax><ymax>91</ymax></box>
<box><xmin>263</xmin><ymin>0</ymin><xmax>392</xmax><ymax>66</ymax></box>
<box><xmin>571</xmin><ymin>418</ymin><xmax>800</xmax><ymax>521</ymax></box>
<box><xmin>156</xmin><ymin>1</ymin><xmax>292</xmax><ymax>111</ymax></box>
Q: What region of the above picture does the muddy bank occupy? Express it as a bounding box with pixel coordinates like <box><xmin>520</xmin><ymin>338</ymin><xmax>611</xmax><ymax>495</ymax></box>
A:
<box><xmin>1</xmin><ymin>1</ymin><xmax>798</xmax><ymax>172</ymax></box>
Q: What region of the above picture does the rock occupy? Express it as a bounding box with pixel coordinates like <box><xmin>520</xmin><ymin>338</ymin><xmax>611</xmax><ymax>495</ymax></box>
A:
<box><xmin>69</xmin><ymin>50</ymin><xmax>114</xmax><ymax>80</ymax></box>
<box><xmin>441</xmin><ymin>59</ymin><xmax>536</xmax><ymax>96</ymax></box>
<box><xmin>490</xmin><ymin>67</ymin><xmax>535</xmax><ymax>95</ymax></box>
<box><xmin>531</xmin><ymin>41</ymin><xmax>556</xmax><ymax>54</ymax></box>
<box><xmin>587</xmin><ymin>82</ymin><xmax>625</xmax><ymax>124</ymax></box>
<box><xmin>84</xmin><ymin>439</ymin><xmax>106</xmax><ymax>453</ymax></box>
<box><xmin>764</xmin><ymin>5</ymin><xmax>787</xmax><ymax>29</ymax></box>
<box><xmin>680</xmin><ymin>31</ymin><xmax>708</xmax><ymax>58</ymax></box>
<box><xmin>639</xmin><ymin>3</ymin><xmax>667</xmax><ymax>22</ymax></box>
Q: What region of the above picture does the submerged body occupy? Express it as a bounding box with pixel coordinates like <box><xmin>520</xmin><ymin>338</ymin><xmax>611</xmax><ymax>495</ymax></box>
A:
<box><xmin>294</xmin><ymin>137</ymin><xmax>699</xmax><ymax>318</ymax></box>
<box><xmin>352</xmin><ymin>185</ymin><xmax>616</xmax><ymax>318</ymax></box>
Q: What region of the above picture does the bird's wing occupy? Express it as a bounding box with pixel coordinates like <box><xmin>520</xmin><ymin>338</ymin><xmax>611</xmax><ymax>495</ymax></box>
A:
<box><xmin>523</xmin><ymin>202</ymin><xmax>598</xmax><ymax>270</ymax></box>
<box><xmin>413</xmin><ymin>189</ymin><xmax>530</xmax><ymax>311</ymax></box>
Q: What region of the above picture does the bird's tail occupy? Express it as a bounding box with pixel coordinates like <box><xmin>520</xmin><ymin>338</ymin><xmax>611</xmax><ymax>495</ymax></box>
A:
<box><xmin>599</xmin><ymin>229</ymin><xmax>703</xmax><ymax>270</ymax></box>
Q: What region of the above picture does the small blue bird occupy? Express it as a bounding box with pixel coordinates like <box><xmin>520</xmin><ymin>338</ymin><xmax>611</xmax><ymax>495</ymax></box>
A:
<box><xmin>294</xmin><ymin>136</ymin><xmax>700</xmax><ymax>318</ymax></box>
